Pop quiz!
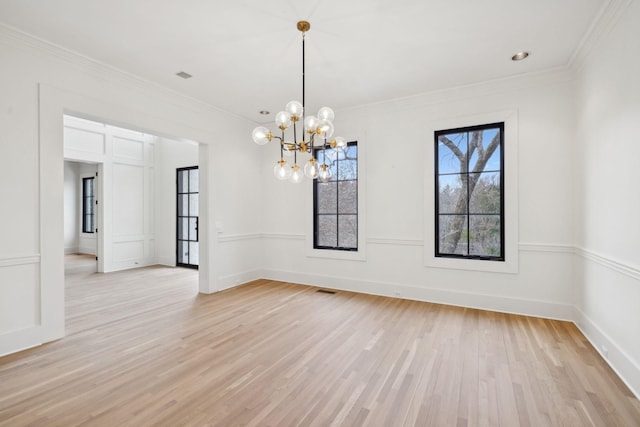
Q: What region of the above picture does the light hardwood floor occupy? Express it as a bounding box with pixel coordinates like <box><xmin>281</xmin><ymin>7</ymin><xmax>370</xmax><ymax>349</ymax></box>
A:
<box><xmin>1</xmin><ymin>254</ymin><xmax>639</xmax><ymax>426</ymax></box>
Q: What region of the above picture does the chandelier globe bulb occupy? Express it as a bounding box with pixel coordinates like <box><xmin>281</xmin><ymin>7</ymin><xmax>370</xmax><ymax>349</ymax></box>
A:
<box><xmin>290</xmin><ymin>164</ymin><xmax>304</xmax><ymax>183</ymax></box>
<box><xmin>252</xmin><ymin>126</ymin><xmax>271</xmax><ymax>145</ymax></box>
<box><xmin>304</xmin><ymin>158</ymin><xmax>320</xmax><ymax>179</ymax></box>
<box><xmin>285</xmin><ymin>101</ymin><xmax>303</xmax><ymax>120</ymax></box>
<box><xmin>317</xmin><ymin>107</ymin><xmax>335</xmax><ymax>122</ymax></box>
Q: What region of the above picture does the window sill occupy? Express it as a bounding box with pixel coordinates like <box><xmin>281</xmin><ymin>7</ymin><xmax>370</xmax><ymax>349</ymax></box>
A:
<box><xmin>425</xmin><ymin>254</ymin><xmax>517</xmax><ymax>274</ymax></box>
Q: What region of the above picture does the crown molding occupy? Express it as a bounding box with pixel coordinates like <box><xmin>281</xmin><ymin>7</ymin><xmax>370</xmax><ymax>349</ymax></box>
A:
<box><xmin>338</xmin><ymin>65</ymin><xmax>576</xmax><ymax>116</ymax></box>
<box><xmin>568</xmin><ymin>0</ymin><xmax>634</xmax><ymax>72</ymax></box>
<box><xmin>0</xmin><ymin>24</ymin><xmax>252</xmax><ymax>125</ymax></box>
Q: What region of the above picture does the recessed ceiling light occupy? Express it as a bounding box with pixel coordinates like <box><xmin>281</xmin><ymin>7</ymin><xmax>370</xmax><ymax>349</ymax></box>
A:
<box><xmin>259</xmin><ymin>110</ymin><xmax>270</xmax><ymax>115</ymax></box>
<box><xmin>511</xmin><ymin>52</ymin><xmax>529</xmax><ymax>61</ymax></box>
<box><xmin>176</xmin><ymin>71</ymin><xmax>193</xmax><ymax>79</ymax></box>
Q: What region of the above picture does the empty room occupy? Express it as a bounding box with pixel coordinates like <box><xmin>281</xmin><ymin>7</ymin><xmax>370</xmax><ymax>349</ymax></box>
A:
<box><xmin>1</xmin><ymin>0</ymin><xmax>639</xmax><ymax>425</ymax></box>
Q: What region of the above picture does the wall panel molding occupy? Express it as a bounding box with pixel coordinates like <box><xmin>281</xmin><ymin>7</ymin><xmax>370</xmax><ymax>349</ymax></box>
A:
<box><xmin>518</xmin><ymin>243</ymin><xmax>575</xmax><ymax>254</ymax></box>
<box><xmin>576</xmin><ymin>246</ymin><xmax>640</xmax><ymax>280</ymax></box>
<box><xmin>260</xmin><ymin>233</ymin><xmax>305</xmax><ymax>241</ymax></box>
<box><xmin>367</xmin><ymin>237</ymin><xmax>422</xmax><ymax>246</ymax></box>
<box><xmin>218</xmin><ymin>233</ymin><xmax>262</xmax><ymax>243</ymax></box>
<box><xmin>0</xmin><ymin>255</ymin><xmax>40</xmax><ymax>268</ymax></box>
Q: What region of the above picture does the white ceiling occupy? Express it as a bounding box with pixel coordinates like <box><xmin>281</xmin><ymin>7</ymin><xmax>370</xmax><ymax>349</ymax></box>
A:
<box><xmin>0</xmin><ymin>0</ymin><xmax>606</xmax><ymax>123</ymax></box>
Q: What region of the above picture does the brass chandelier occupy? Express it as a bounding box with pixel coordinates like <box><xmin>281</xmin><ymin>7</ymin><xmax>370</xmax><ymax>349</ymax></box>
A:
<box><xmin>252</xmin><ymin>21</ymin><xmax>346</xmax><ymax>183</ymax></box>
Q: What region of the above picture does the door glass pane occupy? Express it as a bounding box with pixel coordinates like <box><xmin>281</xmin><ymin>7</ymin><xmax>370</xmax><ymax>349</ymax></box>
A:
<box><xmin>189</xmin><ymin>194</ymin><xmax>199</xmax><ymax>215</ymax></box>
<box><xmin>189</xmin><ymin>242</ymin><xmax>199</xmax><ymax>266</ymax></box>
<box><xmin>178</xmin><ymin>171</ymin><xmax>187</xmax><ymax>193</ymax></box>
<box><xmin>178</xmin><ymin>195</ymin><xmax>188</xmax><ymax>216</ymax></box>
<box><xmin>189</xmin><ymin>169</ymin><xmax>199</xmax><ymax>193</ymax></box>
<box><xmin>178</xmin><ymin>218</ymin><xmax>188</xmax><ymax>240</ymax></box>
<box><xmin>178</xmin><ymin>241</ymin><xmax>188</xmax><ymax>264</ymax></box>
<box><xmin>188</xmin><ymin>218</ymin><xmax>198</xmax><ymax>242</ymax></box>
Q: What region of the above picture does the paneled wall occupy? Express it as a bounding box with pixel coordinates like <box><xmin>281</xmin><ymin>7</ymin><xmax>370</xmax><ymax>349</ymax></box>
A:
<box><xmin>64</xmin><ymin>115</ymin><xmax>156</xmax><ymax>272</ymax></box>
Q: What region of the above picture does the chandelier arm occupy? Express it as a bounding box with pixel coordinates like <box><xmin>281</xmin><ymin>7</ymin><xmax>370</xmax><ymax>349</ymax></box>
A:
<box><xmin>280</xmin><ymin>130</ymin><xmax>285</xmax><ymax>160</ymax></box>
<box><xmin>293</xmin><ymin>120</ymin><xmax>298</xmax><ymax>146</ymax></box>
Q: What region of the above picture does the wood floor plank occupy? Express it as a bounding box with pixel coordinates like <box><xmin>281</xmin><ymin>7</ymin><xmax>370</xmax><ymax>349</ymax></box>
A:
<box><xmin>1</xmin><ymin>254</ymin><xmax>639</xmax><ymax>426</ymax></box>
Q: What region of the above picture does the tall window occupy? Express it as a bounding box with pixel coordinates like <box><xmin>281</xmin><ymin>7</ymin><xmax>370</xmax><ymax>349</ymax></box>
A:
<box><xmin>82</xmin><ymin>177</ymin><xmax>95</xmax><ymax>234</ymax></box>
<box><xmin>435</xmin><ymin>123</ymin><xmax>504</xmax><ymax>260</ymax></box>
<box><xmin>313</xmin><ymin>142</ymin><xmax>358</xmax><ymax>251</ymax></box>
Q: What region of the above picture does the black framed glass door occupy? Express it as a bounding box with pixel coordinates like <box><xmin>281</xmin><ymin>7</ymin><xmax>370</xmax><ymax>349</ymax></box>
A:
<box><xmin>177</xmin><ymin>166</ymin><xmax>199</xmax><ymax>269</ymax></box>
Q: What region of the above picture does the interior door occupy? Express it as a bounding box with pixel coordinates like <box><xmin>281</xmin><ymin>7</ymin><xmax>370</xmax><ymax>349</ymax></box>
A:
<box><xmin>177</xmin><ymin>166</ymin><xmax>199</xmax><ymax>269</ymax></box>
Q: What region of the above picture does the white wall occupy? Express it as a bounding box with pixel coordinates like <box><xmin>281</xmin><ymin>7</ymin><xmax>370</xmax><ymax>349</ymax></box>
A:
<box><xmin>262</xmin><ymin>70</ymin><xmax>577</xmax><ymax>321</ymax></box>
<box><xmin>573</xmin><ymin>0</ymin><xmax>640</xmax><ymax>397</ymax></box>
<box><xmin>0</xmin><ymin>25</ymin><xmax>263</xmax><ymax>356</ymax></box>
<box><xmin>155</xmin><ymin>137</ymin><xmax>199</xmax><ymax>266</ymax></box>
<box><xmin>63</xmin><ymin>161</ymin><xmax>80</xmax><ymax>253</ymax></box>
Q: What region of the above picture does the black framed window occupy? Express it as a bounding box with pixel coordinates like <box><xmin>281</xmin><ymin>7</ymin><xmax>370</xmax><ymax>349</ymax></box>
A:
<box><xmin>435</xmin><ymin>123</ymin><xmax>504</xmax><ymax>260</ymax></box>
<box><xmin>313</xmin><ymin>142</ymin><xmax>358</xmax><ymax>251</ymax></box>
<box><xmin>82</xmin><ymin>177</ymin><xmax>95</xmax><ymax>234</ymax></box>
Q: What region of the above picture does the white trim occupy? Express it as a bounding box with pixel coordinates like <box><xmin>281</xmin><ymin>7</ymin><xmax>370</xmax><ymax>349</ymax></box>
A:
<box><xmin>217</xmin><ymin>269</ymin><xmax>263</xmax><ymax>291</ymax></box>
<box><xmin>0</xmin><ymin>255</ymin><xmax>41</xmax><ymax>268</ymax></box>
<box><xmin>569</xmin><ymin>0</ymin><xmax>634</xmax><ymax>72</ymax></box>
<box><xmin>575</xmin><ymin>246</ymin><xmax>640</xmax><ymax>281</ymax></box>
<box><xmin>261</xmin><ymin>268</ymin><xmax>573</xmax><ymax>321</ymax></box>
<box><xmin>424</xmin><ymin>110</ymin><xmax>519</xmax><ymax>274</ymax></box>
<box><xmin>218</xmin><ymin>233</ymin><xmax>262</xmax><ymax>243</ymax></box>
<box><xmin>519</xmin><ymin>243</ymin><xmax>575</xmax><ymax>254</ymax></box>
<box><xmin>574</xmin><ymin>306</ymin><xmax>640</xmax><ymax>399</ymax></box>
<box><xmin>367</xmin><ymin>238</ymin><xmax>423</xmax><ymax>246</ymax></box>
<box><xmin>0</xmin><ymin>326</ymin><xmax>42</xmax><ymax>358</ymax></box>
<box><xmin>261</xmin><ymin>233</ymin><xmax>305</xmax><ymax>241</ymax></box>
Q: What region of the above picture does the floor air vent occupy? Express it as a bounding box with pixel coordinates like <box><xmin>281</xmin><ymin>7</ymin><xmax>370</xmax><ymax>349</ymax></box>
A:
<box><xmin>316</xmin><ymin>289</ymin><xmax>337</xmax><ymax>294</ymax></box>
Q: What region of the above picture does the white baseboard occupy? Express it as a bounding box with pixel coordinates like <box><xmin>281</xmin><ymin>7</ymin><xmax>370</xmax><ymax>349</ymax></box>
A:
<box><xmin>64</xmin><ymin>247</ymin><xmax>79</xmax><ymax>254</ymax></box>
<box><xmin>156</xmin><ymin>256</ymin><xmax>176</xmax><ymax>267</ymax></box>
<box><xmin>78</xmin><ymin>246</ymin><xmax>97</xmax><ymax>256</ymax></box>
<box><xmin>259</xmin><ymin>268</ymin><xmax>574</xmax><ymax>321</ymax></box>
<box><xmin>574</xmin><ymin>306</ymin><xmax>640</xmax><ymax>399</ymax></box>
<box><xmin>218</xmin><ymin>269</ymin><xmax>263</xmax><ymax>291</ymax></box>
<box><xmin>0</xmin><ymin>326</ymin><xmax>42</xmax><ymax>358</ymax></box>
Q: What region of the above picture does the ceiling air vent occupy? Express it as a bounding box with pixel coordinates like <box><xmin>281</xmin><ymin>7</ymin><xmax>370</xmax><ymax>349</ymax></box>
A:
<box><xmin>176</xmin><ymin>71</ymin><xmax>193</xmax><ymax>79</ymax></box>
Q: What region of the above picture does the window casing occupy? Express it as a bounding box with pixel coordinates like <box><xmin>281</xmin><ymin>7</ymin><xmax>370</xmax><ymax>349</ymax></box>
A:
<box><xmin>435</xmin><ymin>122</ymin><xmax>504</xmax><ymax>260</ymax></box>
<box><xmin>313</xmin><ymin>142</ymin><xmax>358</xmax><ymax>251</ymax></box>
<box><xmin>82</xmin><ymin>177</ymin><xmax>95</xmax><ymax>234</ymax></box>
